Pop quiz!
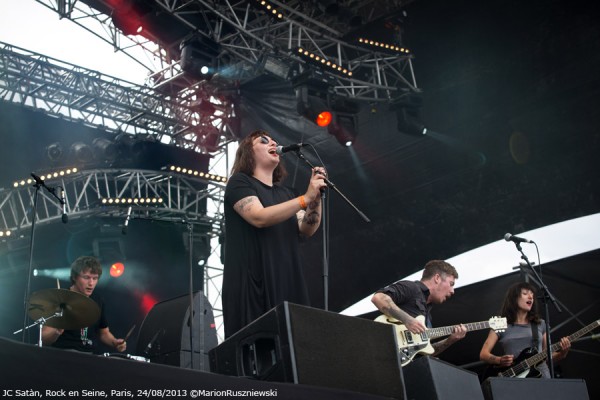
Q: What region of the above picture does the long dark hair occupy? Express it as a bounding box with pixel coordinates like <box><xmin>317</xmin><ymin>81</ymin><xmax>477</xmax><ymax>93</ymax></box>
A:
<box><xmin>500</xmin><ymin>281</ymin><xmax>541</xmax><ymax>325</ymax></box>
<box><xmin>230</xmin><ymin>130</ymin><xmax>287</xmax><ymax>183</ymax></box>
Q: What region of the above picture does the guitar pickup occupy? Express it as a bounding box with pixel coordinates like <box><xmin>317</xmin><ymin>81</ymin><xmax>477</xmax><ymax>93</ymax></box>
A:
<box><xmin>404</xmin><ymin>331</ymin><xmax>414</xmax><ymax>344</ymax></box>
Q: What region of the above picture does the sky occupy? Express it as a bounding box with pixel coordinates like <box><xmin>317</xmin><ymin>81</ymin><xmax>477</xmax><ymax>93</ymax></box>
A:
<box><xmin>2</xmin><ymin>0</ymin><xmax>599</xmax><ymax>327</ymax></box>
<box><xmin>0</xmin><ymin>0</ymin><xmax>150</xmax><ymax>84</ymax></box>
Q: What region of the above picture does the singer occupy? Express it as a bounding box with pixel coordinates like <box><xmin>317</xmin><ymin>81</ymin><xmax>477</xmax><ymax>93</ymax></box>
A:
<box><xmin>222</xmin><ymin>130</ymin><xmax>327</xmax><ymax>338</ymax></box>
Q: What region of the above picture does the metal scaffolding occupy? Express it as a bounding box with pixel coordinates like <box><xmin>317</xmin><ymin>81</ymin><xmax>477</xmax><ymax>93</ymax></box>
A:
<box><xmin>0</xmin><ymin>168</ymin><xmax>225</xmax><ymax>336</ymax></box>
<box><xmin>33</xmin><ymin>0</ymin><xmax>419</xmax><ymax>101</ymax></box>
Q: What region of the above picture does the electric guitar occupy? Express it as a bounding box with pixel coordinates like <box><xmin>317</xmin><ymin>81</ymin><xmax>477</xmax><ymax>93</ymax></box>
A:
<box><xmin>375</xmin><ymin>314</ymin><xmax>507</xmax><ymax>366</ymax></box>
<box><xmin>487</xmin><ymin>319</ymin><xmax>600</xmax><ymax>378</ymax></box>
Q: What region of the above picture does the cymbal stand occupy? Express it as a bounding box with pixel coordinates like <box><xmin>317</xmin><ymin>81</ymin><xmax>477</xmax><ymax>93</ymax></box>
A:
<box><xmin>13</xmin><ymin>310</ymin><xmax>63</xmax><ymax>347</ymax></box>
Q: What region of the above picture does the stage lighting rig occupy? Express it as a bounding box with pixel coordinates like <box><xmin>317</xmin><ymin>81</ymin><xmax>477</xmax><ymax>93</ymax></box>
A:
<box><xmin>295</xmin><ymin>47</ymin><xmax>353</xmax><ymax>78</ymax></box>
<box><xmin>165</xmin><ymin>165</ymin><xmax>228</xmax><ymax>183</ymax></box>
<box><xmin>13</xmin><ymin>168</ymin><xmax>79</xmax><ymax>188</ymax></box>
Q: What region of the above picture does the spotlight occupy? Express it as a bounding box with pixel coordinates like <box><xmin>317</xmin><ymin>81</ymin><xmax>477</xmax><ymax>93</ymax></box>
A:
<box><xmin>392</xmin><ymin>92</ymin><xmax>427</xmax><ymax>136</ymax></box>
<box><xmin>110</xmin><ymin>1</ymin><xmax>153</xmax><ymax>37</ymax></box>
<box><xmin>92</xmin><ymin>137</ymin><xmax>118</xmax><ymax>163</ymax></box>
<box><xmin>397</xmin><ymin>108</ymin><xmax>427</xmax><ymax>136</ymax></box>
<box><xmin>180</xmin><ymin>36</ymin><xmax>220</xmax><ymax>81</ymax></box>
<box><xmin>328</xmin><ymin>113</ymin><xmax>358</xmax><ymax>147</ymax></box>
<box><xmin>296</xmin><ymin>87</ymin><xmax>332</xmax><ymax>127</ymax></box>
<box><xmin>46</xmin><ymin>142</ymin><xmax>63</xmax><ymax>162</ymax></box>
<box><xmin>70</xmin><ymin>142</ymin><xmax>93</xmax><ymax>163</ymax></box>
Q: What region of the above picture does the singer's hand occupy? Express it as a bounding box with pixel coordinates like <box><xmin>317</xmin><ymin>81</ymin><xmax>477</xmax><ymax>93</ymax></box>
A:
<box><xmin>304</xmin><ymin>167</ymin><xmax>327</xmax><ymax>204</ymax></box>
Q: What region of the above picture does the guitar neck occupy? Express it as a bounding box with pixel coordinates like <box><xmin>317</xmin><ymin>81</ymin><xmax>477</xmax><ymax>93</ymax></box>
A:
<box><xmin>428</xmin><ymin>321</ymin><xmax>490</xmax><ymax>339</ymax></box>
<box><xmin>514</xmin><ymin>319</ymin><xmax>600</xmax><ymax>369</ymax></box>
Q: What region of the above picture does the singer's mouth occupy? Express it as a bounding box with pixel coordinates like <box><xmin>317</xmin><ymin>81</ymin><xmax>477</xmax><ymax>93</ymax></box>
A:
<box><xmin>268</xmin><ymin>149</ymin><xmax>277</xmax><ymax>155</ymax></box>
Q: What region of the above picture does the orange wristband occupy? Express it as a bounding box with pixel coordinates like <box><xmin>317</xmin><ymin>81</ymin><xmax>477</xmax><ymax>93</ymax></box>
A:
<box><xmin>298</xmin><ymin>195</ymin><xmax>307</xmax><ymax>209</ymax></box>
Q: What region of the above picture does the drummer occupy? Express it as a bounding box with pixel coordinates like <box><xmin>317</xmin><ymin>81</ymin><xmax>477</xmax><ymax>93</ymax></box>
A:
<box><xmin>41</xmin><ymin>256</ymin><xmax>127</xmax><ymax>353</ymax></box>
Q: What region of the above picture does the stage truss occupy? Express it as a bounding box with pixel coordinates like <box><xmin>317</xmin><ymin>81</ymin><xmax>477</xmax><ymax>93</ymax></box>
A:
<box><xmin>0</xmin><ymin>168</ymin><xmax>225</xmax><ymax>337</ymax></box>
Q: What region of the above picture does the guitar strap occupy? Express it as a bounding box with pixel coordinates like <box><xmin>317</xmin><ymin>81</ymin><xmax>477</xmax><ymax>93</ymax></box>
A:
<box><xmin>530</xmin><ymin>321</ymin><xmax>539</xmax><ymax>350</ymax></box>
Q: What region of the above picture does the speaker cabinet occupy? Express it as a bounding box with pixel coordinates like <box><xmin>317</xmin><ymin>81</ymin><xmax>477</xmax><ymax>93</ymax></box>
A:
<box><xmin>136</xmin><ymin>291</ymin><xmax>217</xmax><ymax>371</ymax></box>
<box><xmin>403</xmin><ymin>356</ymin><xmax>484</xmax><ymax>400</ymax></box>
<box><xmin>482</xmin><ymin>377</ymin><xmax>589</xmax><ymax>400</ymax></box>
<box><xmin>209</xmin><ymin>302</ymin><xmax>406</xmax><ymax>399</ymax></box>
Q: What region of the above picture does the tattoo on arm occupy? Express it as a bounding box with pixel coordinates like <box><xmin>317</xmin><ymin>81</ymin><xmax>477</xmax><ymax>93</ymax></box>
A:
<box><xmin>303</xmin><ymin>210</ymin><xmax>320</xmax><ymax>225</ymax></box>
<box><xmin>307</xmin><ymin>199</ymin><xmax>320</xmax><ymax>209</ymax></box>
<box><xmin>234</xmin><ymin>197</ymin><xmax>256</xmax><ymax>214</ymax></box>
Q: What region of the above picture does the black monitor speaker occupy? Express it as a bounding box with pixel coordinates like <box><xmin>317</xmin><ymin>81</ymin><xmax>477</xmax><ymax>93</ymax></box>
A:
<box><xmin>209</xmin><ymin>302</ymin><xmax>406</xmax><ymax>399</ymax></box>
<box><xmin>136</xmin><ymin>291</ymin><xmax>217</xmax><ymax>371</ymax></box>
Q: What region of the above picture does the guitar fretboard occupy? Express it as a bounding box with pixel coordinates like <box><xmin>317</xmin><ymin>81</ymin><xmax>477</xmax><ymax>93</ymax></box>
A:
<box><xmin>427</xmin><ymin>321</ymin><xmax>490</xmax><ymax>339</ymax></box>
<box><xmin>500</xmin><ymin>319</ymin><xmax>600</xmax><ymax>377</ymax></box>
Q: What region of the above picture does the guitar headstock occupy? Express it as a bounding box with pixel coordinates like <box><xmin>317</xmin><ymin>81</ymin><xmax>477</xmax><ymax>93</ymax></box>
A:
<box><xmin>489</xmin><ymin>316</ymin><xmax>507</xmax><ymax>332</ymax></box>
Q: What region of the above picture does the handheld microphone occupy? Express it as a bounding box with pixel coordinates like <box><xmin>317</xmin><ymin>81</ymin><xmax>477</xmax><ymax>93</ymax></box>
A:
<box><xmin>122</xmin><ymin>206</ymin><xmax>133</xmax><ymax>235</ymax></box>
<box><xmin>276</xmin><ymin>143</ymin><xmax>307</xmax><ymax>155</ymax></box>
<box><xmin>59</xmin><ymin>187</ymin><xmax>68</xmax><ymax>224</ymax></box>
<box><xmin>504</xmin><ymin>233</ymin><xmax>534</xmax><ymax>244</ymax></box>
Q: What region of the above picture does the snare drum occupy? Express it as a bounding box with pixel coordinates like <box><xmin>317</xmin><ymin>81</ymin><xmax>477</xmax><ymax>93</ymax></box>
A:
<box><xmin>102</xmin><ymin>353</ymin><xmax>150</xmax><ymax>362</ymax></box>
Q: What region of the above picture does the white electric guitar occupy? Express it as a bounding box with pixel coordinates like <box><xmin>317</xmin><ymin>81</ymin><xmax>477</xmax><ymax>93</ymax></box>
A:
<box><xmin>375</xmin><ymin>314</ymin><xmax>507</xmax><ymax>366</ymax></box>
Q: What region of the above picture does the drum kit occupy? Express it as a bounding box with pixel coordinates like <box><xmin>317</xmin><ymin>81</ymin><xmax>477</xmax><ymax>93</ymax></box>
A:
<box><xmin>16</xmin><ymin>288</ymin><xmax>100</xmax><ymax>346</ymax></box>
<box><xmin>16</xmin><ymin>288</ymin><xmax>149</xmax><ymax>362</ymax></box>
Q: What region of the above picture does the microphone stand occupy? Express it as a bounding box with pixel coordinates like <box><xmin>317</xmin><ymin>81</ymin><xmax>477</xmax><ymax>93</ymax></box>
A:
<box><xmin>511</xmin><ymin>241</ymin><xmax>561</xmax><ymax>378</ymax></box>
<box><xmin>21</xmin><ymin>174</ymin><xmax>64</xmax><ymax>342</ymax></box>
<box><xmin>294</xmin><ymin>150</ymin><xmax>370</xmax><ymax>311</ymax></box>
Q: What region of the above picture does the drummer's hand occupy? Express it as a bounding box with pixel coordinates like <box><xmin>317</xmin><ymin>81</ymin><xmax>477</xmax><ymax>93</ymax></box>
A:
<box><xmin>114</xmin><ymin>338</ymin><xmax>127</xmax><ymax>352</ymax></box>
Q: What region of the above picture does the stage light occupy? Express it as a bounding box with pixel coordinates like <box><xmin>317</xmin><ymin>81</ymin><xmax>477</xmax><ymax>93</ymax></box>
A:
<box><xmin>328</xmin><ymin>113</ymin><xmax>358</xmax><ymax>147</ymax></box>
<box><xmin>392</xmin><ymin>92</ymin><xmax>427</xmax><ymax>136</ymax></box>
<box><xmin>358</xmin><ymin>38</ymin><xmax>411</xmax><ymax>55</ymax></box>
<box><xmin>101</xmin><ymin>197</ymin><xmax>163</xmax><ymax>205</ymax></box>
<box><xmin>397</xmin><ymin>108</ymin><xmax>427</xmax><ymax>136</ymax></box>
<box><xmin>180</xmin><ymin>36</ymin><xmax>220</xmax><ymax>81</ymax></box>
<box><xmin>93</xmin><ymin>137</ymin><xmax>118</xmax><ymax>163</ymax></box>
<box><xmin>0</xmin><ymin>230</ymin><xmax>11</xmax><ymax>237</ymax></box>
<box><xmin>296</xmin><ymin>48</ymin><xmax>353</xmax><ymax>77</ymax></box>
<box><xmin>70</xmin><ymin>142</ymin><xmax>93</xmax><ymax>163</ymax></box>
<box><xmin>110</xmin><ymin>262</ymin><xmax>125</xmax><ymax>278</ymax></box>
<box><xmin>166</xmin><ymin>165</ymin><xmax>227</xmax><ymax>183</ymax></box>
<box><xmin>296</xmin><ymin>87</ymin><xmax>333</xmax><ymax>127</ymax></box>
<box><xmin>13</xmin><ymin>168</ymin><xmax>78</xmax><ymax>188</ymax></box>
<box><xmin>46</xmin><ymin>142</ymin><xmax>63</xmax><ymax>162</ymax></box>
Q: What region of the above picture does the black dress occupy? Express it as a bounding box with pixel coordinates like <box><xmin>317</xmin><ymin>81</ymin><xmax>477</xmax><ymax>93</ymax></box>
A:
<box><xmin>223</xmin><ymin>173</ymin><xmax>310</xmax><ymax>338</ymax></box>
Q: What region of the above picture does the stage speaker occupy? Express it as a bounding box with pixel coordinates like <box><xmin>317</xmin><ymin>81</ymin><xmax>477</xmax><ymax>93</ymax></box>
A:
<box><xmin>403</xmin><ymin>356</ymin><xmax>484</xmax><ymax>400</ymax></box>
<box><xmin>482</xmin><ymin>377</ymin><xmax>589</xmax><ymax>400</ymax></box>
<box><xmin>209</xmin><ymin>302</ymin><xmax>406</xmax><ymax>399</ymax></box>
<box><xmin>136</xmin><ymin>291</ymin><xmax>217</xmax><ymax>371</ymax></box>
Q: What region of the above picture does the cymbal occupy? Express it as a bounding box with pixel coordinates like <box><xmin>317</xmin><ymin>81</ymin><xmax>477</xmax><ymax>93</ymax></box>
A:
<box><xmin>27</xmin><ymin>288</ymin><xmax>101</xmax><ymax>330</ymax></box>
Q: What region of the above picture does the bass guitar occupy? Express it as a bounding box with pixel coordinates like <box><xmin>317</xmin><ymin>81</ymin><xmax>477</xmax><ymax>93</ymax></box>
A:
<box><xmin>487</xmin><ymin>319</ymin><xmax>600</xmax><ymax>378</ymax></box>
<box><xmin>375</xmin><ymin>314</ymin><xmax>507</xmax><ymax>366</ymax></box>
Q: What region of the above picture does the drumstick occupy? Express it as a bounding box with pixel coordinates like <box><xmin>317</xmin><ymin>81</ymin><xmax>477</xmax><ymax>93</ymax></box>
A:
<box><xmin>56</xmin><ymin>278</ymin><xmax>61</xmax><ymax>289</ymax></box>
<box><xmin>124</xmin><ymin>324</ymin><xmax>136</xmax><ymax>341</ymax></box>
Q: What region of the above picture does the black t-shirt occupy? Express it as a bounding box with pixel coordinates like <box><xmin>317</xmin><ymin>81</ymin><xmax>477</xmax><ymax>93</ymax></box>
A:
<box><xmin>223</xmin><ymin>173</ymin><xmax>310</xmax><ymax>338</ymax></box>
<box><xmin>377</xmin><ymin>280</ymin><xmax>433</xmax><ymax>328</ymax></box>
<box><xmin>52</xmin><ymin>293</ymin><xmax>108</xmax><ymax>353</ymax></box>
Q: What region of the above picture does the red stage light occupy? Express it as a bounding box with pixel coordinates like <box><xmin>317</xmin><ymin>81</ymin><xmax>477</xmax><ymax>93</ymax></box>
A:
<box><xmin>316</xmin><ymin>111</ymin><xmax>332</xmax><ymax>127</ymax></box>
<box><xmin>110</xmin><ymin>262</ymin><xmax>125</xmax><ymax>277</ymax></box>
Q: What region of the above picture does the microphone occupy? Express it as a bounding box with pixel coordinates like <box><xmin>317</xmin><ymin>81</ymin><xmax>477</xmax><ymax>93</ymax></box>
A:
<box><xmin>504</xmin><ymin>233</ymin><xmax>534</xmax><ymax>244</ymax></box>
<box><xmin>59</xmin><ymin>187</ymin><xmax>68</xmax><ymax>224</ymax></box>
<box><xmin>275</xmin><ymin>143</ymin><xmax>307</xmax><ymax>155</ymax></box>
<box><xmin>30</xmin><ymin>173</ymin><xmax>45</xmax><ymax>186</ymax></box>
<box><xmin>122</xmin><ymin>206</ymin><xmax>132</xmax><ymax>235</ymax></box>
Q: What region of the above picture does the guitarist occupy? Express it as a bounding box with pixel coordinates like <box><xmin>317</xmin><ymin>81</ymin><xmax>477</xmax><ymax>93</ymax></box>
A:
<box><xmin>371</xmin><ymin>260</ymin><xmax>467</xmax><ymax>356</ymax></box>
<box><xmin>479</xmin><ymin>282</ymin><xmax>571</xmax><ymax>378</ymax></box>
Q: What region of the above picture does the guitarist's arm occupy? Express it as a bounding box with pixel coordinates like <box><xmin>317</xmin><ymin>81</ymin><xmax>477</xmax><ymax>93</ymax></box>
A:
<box><xmin>371</xmin><ymin>292</ymin><xmax>427</xmax><ymax>334</ymax></box>
<box><xmin>480</xmin><ymin>329</ymin><xmax>514</xmax><ymax>367</ymax></box>
<box><xmin>432</xmin><ymin>324</ymin><xmax>467</xmax><ymax>356</ymax></box>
